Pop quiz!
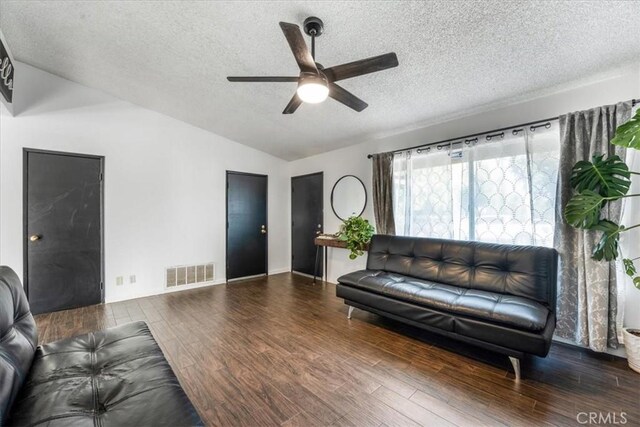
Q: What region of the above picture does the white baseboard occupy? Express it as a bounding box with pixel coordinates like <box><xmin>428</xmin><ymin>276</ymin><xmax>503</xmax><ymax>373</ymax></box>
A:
<box><xmin>163</xmin><ymin>279</ymin><xmax>226</xmax><ymax>294</ymax></box>
<box><xmin>106</xmin><ymin>268</ymin><xmax>293</xmax><ymax>303</ymax></box>
<box><xmin>106</xmin><ymin>279</ymin><xmax>225</xmax><ymax>303</ymax></box>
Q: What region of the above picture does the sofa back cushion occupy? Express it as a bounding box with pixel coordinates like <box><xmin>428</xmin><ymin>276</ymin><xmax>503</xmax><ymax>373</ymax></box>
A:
<box><xmin>366</xmin><ymin>235</ymin><xmax>557</xmax><ymax>308</ymax></box>
<box><xmin>0</xmin><ymin>266</ymin><xmax>38</xmax><ymax>423</ymax></box>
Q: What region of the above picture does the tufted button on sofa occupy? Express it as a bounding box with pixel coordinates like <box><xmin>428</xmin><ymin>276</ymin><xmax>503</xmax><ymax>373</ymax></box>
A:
<box><xmin>337</xmin><ymin>235</ymin><xmax>558</xmax><ymax>380</ymax></box>
<box><xmin>0</xmin><ymin>266</ymin><xmax>203</xmax><ymax>426</ymax></box>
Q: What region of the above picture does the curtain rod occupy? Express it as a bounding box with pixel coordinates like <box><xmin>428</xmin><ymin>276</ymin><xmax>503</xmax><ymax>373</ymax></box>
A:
<box><xmin>366</xmin><ymin>98</ymin><xmax>640</xmax><ymax>159</ymax></box>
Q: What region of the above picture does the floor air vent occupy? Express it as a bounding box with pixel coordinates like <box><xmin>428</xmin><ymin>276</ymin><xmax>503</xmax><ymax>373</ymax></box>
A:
<box><xmin>166</xmin><ymin>263</ymin><xmax>214</xmax><ymax>288</ymax></box>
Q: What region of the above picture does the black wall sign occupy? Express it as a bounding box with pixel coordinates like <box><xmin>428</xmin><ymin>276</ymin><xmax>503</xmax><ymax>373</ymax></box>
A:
<box><xmin>0</xmin><ymin>35</ymin><xmax>14</xmax><ymax>104</ymax></box>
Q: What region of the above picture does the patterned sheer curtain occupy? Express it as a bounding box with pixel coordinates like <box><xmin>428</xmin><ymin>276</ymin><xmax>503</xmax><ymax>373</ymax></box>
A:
<box><xmin>393</xmin><ymin>123</ymin><xmax>560</xmax><ymax>247</ymax></box>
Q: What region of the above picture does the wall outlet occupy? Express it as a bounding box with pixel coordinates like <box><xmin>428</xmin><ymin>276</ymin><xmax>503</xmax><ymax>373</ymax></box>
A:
<box><xmin>129</xmin><ymin>275</ymin><xmax>136</xmax><ymax>284</ymax></box>
<box><xmin>116</xmin><ymin>276</ymin><xmax>124</xmax><ymax>286</ymax></box>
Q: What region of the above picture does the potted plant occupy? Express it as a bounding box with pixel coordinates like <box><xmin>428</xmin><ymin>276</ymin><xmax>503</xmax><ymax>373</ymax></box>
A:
<box><xmin>564</xmin><ymin>108</ymin><xmax>640</xmax><ymax>372</ymax></box>
<box><xmin>337</xmin><ymin>216</ymin><xmax>375</xmax><ymax>260</ymax></box>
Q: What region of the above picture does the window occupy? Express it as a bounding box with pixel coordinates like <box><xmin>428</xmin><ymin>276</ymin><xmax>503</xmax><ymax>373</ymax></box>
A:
<box><xmin>393</xmin><ymin>122</ymin><xmax>560</xmax><ymax>247</ymax></box>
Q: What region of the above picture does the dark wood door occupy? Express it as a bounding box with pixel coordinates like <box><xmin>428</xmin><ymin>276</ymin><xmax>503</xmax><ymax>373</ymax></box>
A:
<box><xmin>24</xmin><ymin>149</ymin><xmax>103</xmax><ymax>315</ymax></box>
<box><xmin>226</xmin><ymin>172</ymin><xmax>268</xmax><ymax>280</ymax></box>
<box><xmin>291</xmin><ymin>172</ymin><xmax>323</xmax><ymax>276</ymax></box>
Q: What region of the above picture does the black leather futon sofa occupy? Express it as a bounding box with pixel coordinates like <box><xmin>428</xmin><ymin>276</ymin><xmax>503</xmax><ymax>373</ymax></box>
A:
<box><xmin>337</xmin><ymin>235</ymin><xmax>558</xmax><ymax>379</ymax></box>
<box><xmin>0</xmin><ymin>266</ymin><xmax>203</xmax><ymax>426</ymax></box>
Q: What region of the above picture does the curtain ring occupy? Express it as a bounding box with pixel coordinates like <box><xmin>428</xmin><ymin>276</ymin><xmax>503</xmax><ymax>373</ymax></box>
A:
<box><xmin>530</xmin><ymin>122</ymin><xmax>551</xmax><ymax>132</ymax></box>
<box><xmin>486</xmin><ymin>132</ymin><xmax>504</xmax><ymax>141</ymax></box>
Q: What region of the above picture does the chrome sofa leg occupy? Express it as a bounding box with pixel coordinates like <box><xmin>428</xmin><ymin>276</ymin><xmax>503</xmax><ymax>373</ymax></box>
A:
<box><xmin>347</xmin><ymin>306</ymin><xmax>355</xmax><ymax>319</ymax></box>
<box><xmin>509</xmin><ymin>356</ymin><xmax>521</xmax><ymax>381</ymax></box>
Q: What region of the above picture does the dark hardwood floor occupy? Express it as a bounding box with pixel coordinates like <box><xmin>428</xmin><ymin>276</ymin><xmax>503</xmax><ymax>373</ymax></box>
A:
<box><xmin>34</xmin><ymin>273</ymin><xmax>639</xmax><ymax>427</ymax></box>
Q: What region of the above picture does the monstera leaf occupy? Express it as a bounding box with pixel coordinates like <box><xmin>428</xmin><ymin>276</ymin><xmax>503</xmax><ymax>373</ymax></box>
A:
<box><xmin>623</xmin><ymin>258</ymin><xmax>637</xmax><ymax>277</ymax></box>
<box><xmin>624</xmin><ymin>259</ymin><xmax>640</xmax><ymax>290</ymax></box>
<box><xmin>611</xmin><ymin>108</ymin><xmax>640</xmax><ymax>150</ymax></box>
<box><xmin>592</xmin><ymin>220</ymin><xmax>624</xmax><ymax>261</ymax></box>
<box><xmin>569</xmin><ymin>154</ymin><xmax>630</xmax><ymax>198</ymax></box>
<box><xmin>564</xmin><ymin>190</ymin><xmax>605</xmax><ymax>229</ymax></box>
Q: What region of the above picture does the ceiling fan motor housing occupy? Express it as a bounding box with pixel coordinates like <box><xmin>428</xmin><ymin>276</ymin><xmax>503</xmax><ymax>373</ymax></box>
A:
<box><xmin>303</xmin><ymin>16</ymin><xmax>324</xmax><ymax>36</ymax></box>
<box><xmin>298</xmin><ymin>71</ymin><xmax>328</xmax><ymax>87</ymax></box>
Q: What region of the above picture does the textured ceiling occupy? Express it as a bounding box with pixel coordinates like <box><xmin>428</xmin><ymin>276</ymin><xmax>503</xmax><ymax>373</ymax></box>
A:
<box><xmin>1</xmin><ymin>1</ymin><xmax>640</xmax><ymax>160</ymax></box>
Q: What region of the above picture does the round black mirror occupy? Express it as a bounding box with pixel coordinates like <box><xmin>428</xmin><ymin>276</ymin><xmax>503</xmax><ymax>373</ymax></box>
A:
<box><xmin>330</xmin><ymin>175</ymin><xmax>367</xmax><ymax>221</ymax></box>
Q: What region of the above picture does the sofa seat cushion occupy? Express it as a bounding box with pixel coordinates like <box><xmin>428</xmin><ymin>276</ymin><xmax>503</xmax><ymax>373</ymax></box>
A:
<box><xmin>337</xmin><ymin>284</ymin><xmax>555</xmax><ymax>356</ymax></box>
<box><xmin>338</xmin><ymin>270</ymin><xmax>550</xmax><ymax>332</ymax></box>
<box><xmin>6</xmin><ymin>321</ymin><xmax>203</xmax><ymax>427</ymax></box>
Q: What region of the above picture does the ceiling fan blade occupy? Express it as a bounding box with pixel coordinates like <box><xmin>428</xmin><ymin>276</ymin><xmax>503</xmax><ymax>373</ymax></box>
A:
<box><xmin>227</xmin><ymin>76</ymin><xmax>299</xmax><ymax>82</ymax></box>
<box><xmin>283</xmin><ymin>93</ymin><xmax>303</xmax><ymax>114</ymax></box>
<box><xmin>279</xmin><ymin>22</ymin><xmax>318</xmax><ymax>74</ymax></box>
<box><xmin>323</xmin><ymin>53</ymin><xmax>398</xmax><ymax>82</ymax></box>
<box><xmin>329</xmin><ymin>83</ymin><xmax>368</xmax><ymax>112</ymax></box>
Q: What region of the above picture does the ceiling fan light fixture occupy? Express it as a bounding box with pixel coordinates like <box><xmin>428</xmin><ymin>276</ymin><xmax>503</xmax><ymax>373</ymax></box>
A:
<box><xmin>296</xmin><ymin>74</ymin><xmax>329</xmax><ymax>103</ymax></box>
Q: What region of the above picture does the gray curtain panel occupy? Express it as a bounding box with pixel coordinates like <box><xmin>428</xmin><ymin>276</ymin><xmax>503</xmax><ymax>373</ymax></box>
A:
<box><xmin>372</xmin><ymin>152</ymin><xmax>396</xmax><ymax>235</ymax></box>
<box><xmin>555</xmin><ymin>101</ymin><xmax>632</xmax><ymax>351</ymax></box>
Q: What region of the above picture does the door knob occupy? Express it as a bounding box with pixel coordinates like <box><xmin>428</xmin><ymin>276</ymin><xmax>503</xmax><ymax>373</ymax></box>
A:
<box><xmin>30</xmin><ymin>234</ymin><xmax>41</xmax><ymax>242</ymax></box>
<box><xmin>261</xmin><ymin>229</ymin><xmax>267</xmax><ymax>234</ymax></box>
<box><xmin>316</xmin><ymin>230</ymin><xmax>321</xmax><ymax>235</ymax></box>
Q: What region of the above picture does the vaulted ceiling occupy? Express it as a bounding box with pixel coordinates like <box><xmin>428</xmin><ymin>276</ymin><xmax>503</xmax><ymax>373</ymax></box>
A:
<box><xmin>2</xmin><ymin>1</ymin><xmax>640</xmax><ymax>160</ymax></box>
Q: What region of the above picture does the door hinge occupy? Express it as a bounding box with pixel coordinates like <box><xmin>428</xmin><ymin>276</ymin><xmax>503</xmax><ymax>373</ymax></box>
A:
<box><xmin>99</xmin><ymin>172</ymin><xmax>103</xmax><ymax>181</ymax></box>
<box><xmin>100</xmin><ymin>281</ymin><xmax>104</xmax><ymax>290</ymax></box>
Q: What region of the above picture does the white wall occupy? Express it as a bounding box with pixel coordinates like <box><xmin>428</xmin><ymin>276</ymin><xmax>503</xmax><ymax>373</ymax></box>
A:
<box><xmin>289</xmin><ymin>63</ymin><xmax>640</xmax><ymax>334</ymax></box>
<box><xmin>0</xmin><ymin>62</ymin><xmax>291</xmax><ymax>303</ymax></box>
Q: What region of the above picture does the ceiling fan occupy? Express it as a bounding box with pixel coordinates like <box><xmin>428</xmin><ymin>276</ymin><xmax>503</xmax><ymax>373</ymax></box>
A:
<box><xmin>227</xmin><ymin>17</ymin><xmax>399</xmax><ymax>114</ymax></box>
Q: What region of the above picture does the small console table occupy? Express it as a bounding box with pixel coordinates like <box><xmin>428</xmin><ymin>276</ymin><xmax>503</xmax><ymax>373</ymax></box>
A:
<box><xmin>313</xmin><ymin>234</ymin><xmax>369</xmax><ymax>283</ymax></box>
